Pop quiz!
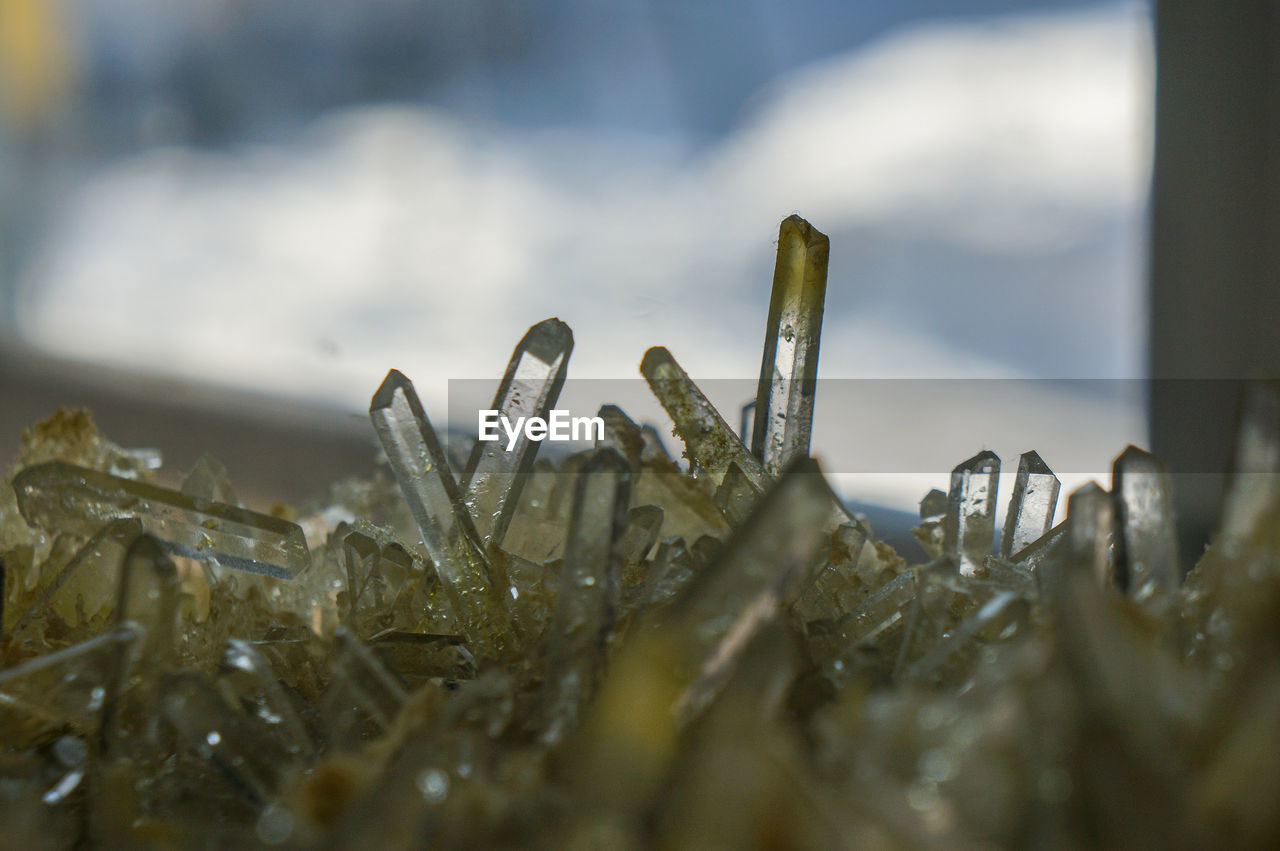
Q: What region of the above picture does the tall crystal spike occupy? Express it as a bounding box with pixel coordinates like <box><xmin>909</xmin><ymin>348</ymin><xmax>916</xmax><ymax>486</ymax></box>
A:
<box><xmin>641</xmin><ymin>346</ymin><xmax>769</xmax><ymax>490</ymax></box>
<box><xmin>943</xmin><ymin>450</ymin><xmax>1000</xmax><ymax>575</ymax></box>
<box><xmin>739</xmin><ymin>400</ymin><xmax>755</xmax><ymax>449</ymax></box>
<box><xmin>11</xmin><ymin>461</ymin><xmax>309</xmax><ymax>579</ymax></box>
<box><xmin>664</xmin><ymin>457</ymin><xmax>835</xmax><ymax>722</ymax></box>
<box><xmin>1066</xmin><ymin>482</ymin><xmax>1114</xmax><ymax>589</ymax></box>
<box><xmin>752</xmin><ymin>215</ymin><xmax>829</xmax><ymax>476</ymax></box>
<box><xmin>369</xmin><ymin>369</ymin><xmax>508</xmax><ymax>657</ymax></box>
<box><xmin>1111</xmin><ymin>445</ymin><xmax>1180</xmax><ymax>603</ymax></box>
<box><xmin>542</xmin><ymin>449</ymin><xmax>631</xmax><ymax>743</ymax></box>
<box><xmin>462</xmin><ymin>318</ymin><xmax>573</xmax><ymax>546</ymax></box>
<box><xmin>1001</xmin><ymin>450</ymin><xmax>1061</xmax><ymax>558</ymax></box>
<box><xmin>115</xmin><ymin>534</ymin><xmax>181</xmax><ymax>664</ymax></box>
<box><xmin>1220</xmin><ymin>379</ymin><xmax>1280</xmax><ymax>548</ymax></box>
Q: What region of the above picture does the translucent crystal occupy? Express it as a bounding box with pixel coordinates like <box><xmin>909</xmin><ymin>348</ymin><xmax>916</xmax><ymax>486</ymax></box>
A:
<box><xmin>369</xmin><ymin>369</ymin><xmax>509</xmax><ymax>658</ymax></box>
<box><xmin>1111</xmin><ymin>445</ymin><xmax>1180</xmax><ymax>606</ymax></box>
<box><xmin>1001</xmin><ymin>450</ymin><xmax>1060</xmax><ymax>558</ymax></box>
<box><xmin>713</xmin><ymin>462</ymin><xmax>758</xmax><ymax>527</ymax></box>
<box><xmin>751</xmin><ymin>215</ymin><xmax>829</xmax><ymax>476</ymax></box>
<box><xmin>900</xmin><ymin>590</ymin><xmax>1031</xmax><ymax>685</ymax></box>
<box><xmin>217</xmin><ymin>638</ymin><xmax>316</xmax><ymax>761</ymax></box>
<box><xmin>115</xmin><ymin>534</ymin><xmax>182</xmax><ymax>672</ymax></box>
<box><xmin>655</xmin><ymin>457</ymin><xmax>836</xmax><ymax>722</ymax></box>
<box><xmin>618</xmin><ymin>504</ymin><xmax>663</xmax><ymax>571</ymax></box>
<box><xmin>632</xmin><ymin>455</ymin><xmax>730</xmax><ymax>544</ymax></box>
<box><xmin>160</xmin><ymin>669</ymin><xmax>287</xmax><ymax>806</ymax></box>
<box><xmin>1065</xmin><ymin>482</ymin><xmax>1114</xmax><ymax>589</ymax></box>
<box><xmin>321</xmin><ymin>626</ymin><xmax>408</xmax><ymax>749</ymax></box>
<box><xmin>792</xmin><ymin>521</ymin><xmax>869</xmax><ymax>623</ymax></box>
<box><xmin>462</xmin><ymin>318</ymin><xmax>573</xmax><ymax>546</ymax></box>
<box><xmin>640</xmin><ymin>346</ymin><xmax>769</xmax><ymax>491</ymax></box>
<box><xmin>543</xmin><ymin>449</ymin><xmax>631</xmax><ymax>743</ymax></box>
<box><xmin>639</xmin><ymin>537</ymin><xmax>695</xmax><ymax>609</ymax></box>
<box><xmin>368</xmin><ymin>630</ymin><xmax>475</xmax><ymax>682</ymax></box>
<box><xmin>341</xmin><ymin>526</ymin><xmax>450</xmax><ymax>640</ymax></box>
<box><xmin>738</xmin><ymin>399</ymin><xmax>755</xmax><ymax>449</ymax></box>
<box><xmin>638</xmin><ymin>423</ymin><xmax>672</xmax><ymax>462</ymax></box>
<box><xmin>912</xmin><ymin>488</ymin><xmax>948</xmax><ymax>559</ymax></box>
<box><xmin>11</xmin><ymin>461</ymin><xmax>310</xmax><ymax>579</ymax></box>
<box><xmin>816</xmin><ymin>569</ymin><xmax>920</xmax><ymax>683</ymax></box>
<box><xmin>943</xmin><ymin>450</ymin><xmax>1000</xmax><ymax>576</ymax></box>
<box><xmin>5</xmin><ymin>218</ymin><xmax>1280</xmax><ymax>848</ymax></box>
<box><xmin>181</xmin><ymin>454</ymin><xmax>238</xmax><ymax>505</ymax></box>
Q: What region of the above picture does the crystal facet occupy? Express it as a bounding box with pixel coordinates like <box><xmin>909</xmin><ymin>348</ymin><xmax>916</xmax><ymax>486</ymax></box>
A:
<box><xmin>640</xmin><ymin>346</ymin><xmax>769</xmax><ymax>491</ymax></box>
<box><xmin>11</xmin><ymin>461</ymin><xmax>309</xmax><ymax>579</ymax></box>
<box><xmin>462</xmin><ymin>318</ymin><xmax>573</xmax><ymax>546</ymax></box>
<box><xmin>370</xmin><ymin>369</ymin><xmax>509</xmax><ymax>657</ymax></box>
<box><xmin>1001</xmin><ymin>450</ymin><xmax>1060</xmax><ymax>558</ymax></box>
<box><xmin>943</xmin><ymin>450</ymin><xmax>1000</xmax><ymax>575</ymax></box>
<box><xmin>542</xmin><ymin>449</ymin><xmax>631</xmax><ymax>743</ymax></box>
<box><xmin>752</xmin><ymin>215</ymin><xmax>829</xmax><ymax>476</ymax></box>
<box><xmin>4</xmin><ymin>216</ymin><xmax>1277</xmax><ymax>848</ymax></box>
<box><xmin>1111</xmin><ymin>444</ymin><xmax>1180</xmax><ymax>606</ymax></box>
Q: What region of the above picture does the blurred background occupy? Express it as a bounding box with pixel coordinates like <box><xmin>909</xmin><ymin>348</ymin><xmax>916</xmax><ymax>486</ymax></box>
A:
<box><xmin>0</xmin><ymin>0</ymin><xmax>1161</xmax><ymax>545</ymax></box>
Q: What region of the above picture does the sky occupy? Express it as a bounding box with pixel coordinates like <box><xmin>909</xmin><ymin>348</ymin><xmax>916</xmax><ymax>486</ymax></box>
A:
<box><xmin>14</xmin><ymin>1</ymin><xmax>1152</xmax><ymax>517</ymax></box>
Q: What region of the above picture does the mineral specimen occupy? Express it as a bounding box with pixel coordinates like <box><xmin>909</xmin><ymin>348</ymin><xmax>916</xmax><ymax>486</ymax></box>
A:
<box><xmin>1</xmin><ymin>215</ymin><xmax>1278</xmax><ymax>848</ymax></box>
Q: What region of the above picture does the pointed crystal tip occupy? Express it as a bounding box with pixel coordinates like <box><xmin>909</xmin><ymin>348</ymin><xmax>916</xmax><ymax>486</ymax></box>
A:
<box><xmin>779</xmin><ymin>214</ymin><xmax>829</xmax><ymax>250</ymax></box>
<box><xmin>520</xmin><ymin>317</ymin><xmax>575</xmax><ymax>363</ymax></box>
<box><xmin>954</xmin><ymin>450</ymin><xmax>1000</xmax><ymax>474</ymax></box>
<box><xmin>1114</xmin><ymin>443</ymin><xmax>1163</xmax><ymax>472</ymax></box>
<box><xmin>919</xmin><ymin>489</ymin><xmax>947</xmax><ymax>519</ymax></box>
<box><xmin>1019</xmin><ymin>450</ymin><xmax>1053</xmax><ymax>476</ymax></box>
<box><xmin>640</xmin><ymin>346</ymin><xmax>674</xmax><ymax>375</ymax></box>
<box><xmin>370</xmin><ymin>368</ymin><xmax>413</xmax><ymax>412</ymax></box>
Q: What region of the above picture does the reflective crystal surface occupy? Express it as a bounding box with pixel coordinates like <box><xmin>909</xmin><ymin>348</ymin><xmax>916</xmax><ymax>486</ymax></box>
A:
<box><xmin>370</xmin><ymin>369</ymin><xmax>510</xmax><ymax>658</ymax></box>
<box><xmin>12</xmin><ymin>461</ymin><xmax>309</xmax><ymax>579</ymax></box>
<box><xmin>1</xmin><ymin>216</ymin><xmax>1276</xmax><ymax>848</ymax></box>
<box><xmin>462</xmin><ymin>318</ymin><xmax>573</xmax><ymax>547</ymax></box>
<box><xmin>752</xmin><ymin>215</ymin><xmax>829</xmax><ymax>476</ymax></box>
<box><xmin>942</xmin><ymin>450</ymin><xmax>1000</xmax><ymax>575</ymax></box>
<box><xmin>1112</xmin><ymin>444</ymin><xmax>1181</xmax><ymax>608</ymax></box>
<box><xmin>1001</xmin><ymin>450</ymin><xmax>1060</xmax><ymax>558</ymax></box>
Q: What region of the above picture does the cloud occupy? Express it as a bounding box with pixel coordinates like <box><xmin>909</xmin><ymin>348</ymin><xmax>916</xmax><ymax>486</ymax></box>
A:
<box><xmin>20</xmin><ymin>2</ymin><xmax>1150</xmax><ymax>509</ymax></box>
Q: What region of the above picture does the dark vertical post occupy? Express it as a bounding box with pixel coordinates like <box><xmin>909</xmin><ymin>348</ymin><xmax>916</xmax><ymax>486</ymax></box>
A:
<box><xmin>1150</xmin><ymin>2</ymin><xmax>1280</xmax><ymax>565</ymax></box>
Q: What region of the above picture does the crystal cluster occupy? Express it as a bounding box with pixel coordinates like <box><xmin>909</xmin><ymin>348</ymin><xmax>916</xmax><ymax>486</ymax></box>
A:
<box><xmin>3</xmin><ymin>218</ymin><xmax>1280</xmax><ymax>848</ymax></box>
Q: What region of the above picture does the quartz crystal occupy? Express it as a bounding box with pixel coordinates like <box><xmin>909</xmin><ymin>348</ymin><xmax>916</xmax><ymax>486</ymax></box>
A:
<box><xmin>942</xmin><ymin>450</ymin><xmax>1000</xmax><ymax>575</ymax></box>
<box><xmin>641</xmin><ymin>346</ymin><xmax>769</xmax><ymax>491</ymax></box>
<box><xmin>3</xmin><ymin>217</ymin><xmax>1280</xmax><ymax>848</ymax></box>
<box><xmin>542</xmin><ymin>449</ymin><xmax>630</xmax><ymax>743</ymax></box>
<box><xmin>751</xmin><ymin>215</ymin><xmax>829</xmax><ymax>476</ymax></box>
<box><xmin>1111</xmin><ymin>444</ymin><xmax>1180</xmax><ymax>608</ymax></box>
<box><xmin>11</xmin><ymin>461</ymin><xmax>309</xmax><ymax>579</ymax></box>
<box><xmin>369</xmin><ymin>369</ymin><xmax>510</xmax><ymax>658</ymax></box>
<box><xmin>462</xmin><ymin>318</ymin><xmax>573</xmax><ymax>547</ymax></box>
<box><xmin>1001</xmin><ymin>450</ymin><xmax>1060</xmax><ymax>558</ymax></box>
